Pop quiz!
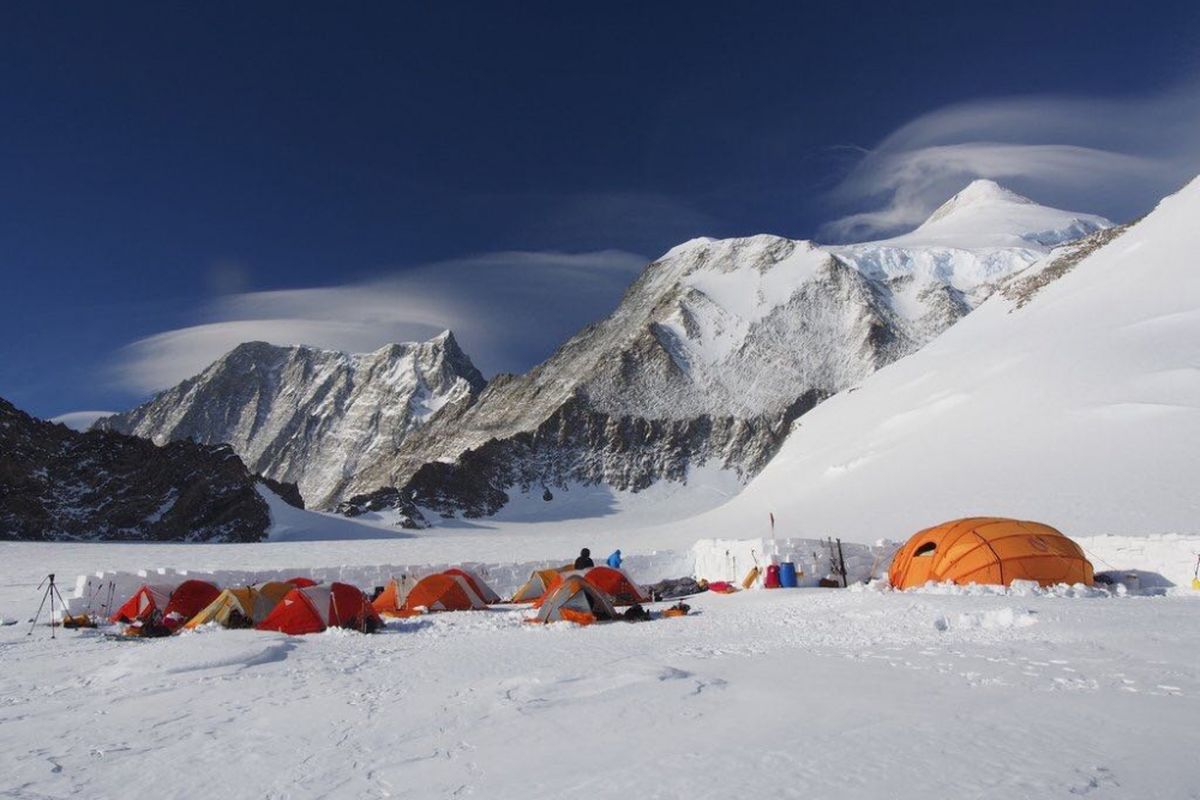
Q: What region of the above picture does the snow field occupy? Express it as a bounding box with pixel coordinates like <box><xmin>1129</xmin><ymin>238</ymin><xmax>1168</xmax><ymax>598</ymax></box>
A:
<box><xmin>2</xmin><ymin>581</ymin><xmax>1198</xmax><ymax>799</ymax></box>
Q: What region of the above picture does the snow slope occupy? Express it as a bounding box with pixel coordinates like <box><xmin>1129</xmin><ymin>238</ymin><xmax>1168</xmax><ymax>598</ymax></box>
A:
<box><xmin>685</xmin><ymin>177</ymin><xmax>1200</xmax><ymax>544</ymax></box>
<box><xmin>1</xmin><ymin>567</ymin><xmax>1196</xmax><ymax>799</ymax></box>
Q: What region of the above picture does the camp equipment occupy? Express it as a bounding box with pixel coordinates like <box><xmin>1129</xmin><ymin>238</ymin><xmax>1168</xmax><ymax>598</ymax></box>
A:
<box><xmin>889</xmin><ymin>517</ymin><xmax>1094</xmax><ymax>589</ymax></box>
<box><xmin>257</xmin><ymin>583</ymin><xmax>381</xmax><ymax>634</ymax></box>
<box><xmin>779</xmin><ymin>562</ymin><xmax>798</xmax><ymax>588</ymax></box>
<box><xmin>662</xmin><ymin>602</ymin><xmax>691</xmax><ymax>618</ymax></box>
<box><xmin>1192</xmin><ymin>555</ymin><xmax>1200</xmax><ymax>590</ymax></box>
<box><xmin>528</xmin><ymin>576</ymin><xmax>619</xmax><ymax>625</ymax></box>
<box><xmin>836</xmin><ymin>539</ymin><xmax>849</xmax><ymax>587</ymax></box>
<box><xmin>764</xmin><ymin>564</ymin><xmax>781</xmax><ymax>588</ymax></box>
<box><xmin>28</xmin><ymin>574</ymin><xmax>69</xmax><ymax>638</ymax></box>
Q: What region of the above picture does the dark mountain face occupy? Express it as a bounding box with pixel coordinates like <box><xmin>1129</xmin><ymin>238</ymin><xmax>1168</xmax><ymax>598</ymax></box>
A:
<box><xmin>0</xmin><ymin>396</ymin><xmax>296</xmax><ymax>542</ymax></box>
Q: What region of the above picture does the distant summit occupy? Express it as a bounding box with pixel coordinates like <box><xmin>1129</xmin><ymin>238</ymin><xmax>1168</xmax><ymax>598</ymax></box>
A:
<box><xmin>891</xmin><ymin>179</ymin><xmax>1111</xmax><ymax>249</ymax></box>
<box><xmin>96</xmin><ymin>330</ymin><xmax>486</xmax><ymax>508</ymax></box>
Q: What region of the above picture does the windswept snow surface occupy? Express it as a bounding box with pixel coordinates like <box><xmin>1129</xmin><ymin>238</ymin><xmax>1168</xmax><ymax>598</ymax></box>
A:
<box><xmin>682</xmin><ymin>177</ymin><xmax>1200</xmax><ymax>545</ymax></box>
<box><xmin>1</xmin><ymin>552</ymin><xmax>1197</xmax><ymax>799</ymax></box>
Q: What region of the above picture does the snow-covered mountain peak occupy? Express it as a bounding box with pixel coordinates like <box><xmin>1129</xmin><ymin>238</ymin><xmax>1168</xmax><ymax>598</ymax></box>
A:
<box><xmin>685</xmin><ymin>174</ymin><xmax>1200</xmax><ymax>542</ymax></box>
<box><xmin>922</xmin><ymin>178</ymin><xmax>1033</xmax><ymax>224</ymax></box>
<box><xmin>887</xmin><ymin>179</ymin><xmax>1111</xmax><ymax>249</ymax></box>
<box><xmin>97</xmin><ymin>331</ymin><xmax>487</xmax><ymax>508</ymax></box>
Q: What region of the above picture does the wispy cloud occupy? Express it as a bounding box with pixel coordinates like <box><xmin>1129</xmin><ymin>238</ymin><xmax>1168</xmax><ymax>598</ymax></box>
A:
<box><xmin>112</xmin><ymin>250</ymin><xmax>647</xmax><ymax>393</ymax></box>
<box><xmin>49</xmin><ymin>410</ymin><xmax>119</xmax><ymax>431</ymax></box>
<box><xmin>820</xmin><ymin>82</ymin><xmax>1200</xmax><ymax>241</ymax></box>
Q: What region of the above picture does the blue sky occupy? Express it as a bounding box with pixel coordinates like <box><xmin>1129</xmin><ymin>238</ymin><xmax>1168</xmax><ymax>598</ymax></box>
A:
<box><xmin>2</xmin><ymin>1</ymin><xmax>1199</xmax><ymax>420</ymax></box>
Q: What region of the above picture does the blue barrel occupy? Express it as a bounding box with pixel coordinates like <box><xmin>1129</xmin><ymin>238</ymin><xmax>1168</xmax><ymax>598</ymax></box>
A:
<box><xmin>779</xmin><ymin>562</ymin><xmax>798</xmax><ymax>588</ymax></box>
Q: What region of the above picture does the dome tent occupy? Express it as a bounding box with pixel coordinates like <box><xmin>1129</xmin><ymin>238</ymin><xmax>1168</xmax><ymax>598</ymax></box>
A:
<box><xmin>373</xmin><ymin>573</ymin><xmax>487</xmax><ymax>618</ymax></box>
<box><xmin>442</xmin><ymin>568</ymin><xmax>500</xmax><ymax>604</ymax></box>
<box><xmin>529</xmin><ymin>576</ymin><xmax>619</xmax><ymax>625</ymax></box>
<box><xmin>889</xmin><ymin>517</ymin><xmax>1094</xmax><ymax>589</ymax></box>
<box><xmin>184</xmin><ymin>582</ymin><xmax>294</xmax><ymax>629</ymax></box>
<box><xmin>256</xmin><ymin>583</ymin><xmax>381</xmax><ymax>635</ymax></box>
<box><xmin>110</xmin><ymin>579</ymin><xmax>221</xmax><ymax>632</ymax></box>
<box><xmin>533</xmin><ymin>566</ymin><xmax>648</xmax><ymax>607</ymax></box>
<box><xmin>510</xmin><ymin>568</ymin><xmax>567</xmax><ymax>603</ymax></box>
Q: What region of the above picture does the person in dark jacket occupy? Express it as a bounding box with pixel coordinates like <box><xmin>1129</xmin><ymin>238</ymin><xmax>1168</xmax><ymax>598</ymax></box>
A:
<box><xmin>574</xmin><ymin>548</ymin><xmax>595</xmax><ymax>570</ymax></box>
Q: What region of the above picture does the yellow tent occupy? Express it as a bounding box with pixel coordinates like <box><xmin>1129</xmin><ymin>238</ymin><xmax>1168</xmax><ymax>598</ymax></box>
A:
<box><xmin>510</xmin><ymin>568</ymin><xmax>566</xmax><ymax>603</ymax></box>
<box><xmin>185</xmin><ymin>582</ymin><xmax>294</xmax><ymax>629</ymax></box>
<box><xmin>889</xmin><ymin>517</ymin><xmax>1094</xmax><ymax>589</ymax></box>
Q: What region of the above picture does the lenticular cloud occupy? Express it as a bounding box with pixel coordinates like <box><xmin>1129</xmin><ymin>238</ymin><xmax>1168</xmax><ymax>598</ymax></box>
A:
<box><xmin>821</xmin><ymin>82</ymin><xmax>1200</xmax><ymax>242</ymax></box>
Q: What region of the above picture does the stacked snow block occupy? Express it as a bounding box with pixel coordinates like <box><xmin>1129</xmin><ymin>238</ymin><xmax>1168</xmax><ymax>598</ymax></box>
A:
<box><xmin>66</xmin><ymin>549</ymin><xmax>693</xmax><ymax>616</ymax></box>
<box><xmin>690</xmin><ymin>537</ymin><xmax>900</xmax><ymax>586</ymax></box>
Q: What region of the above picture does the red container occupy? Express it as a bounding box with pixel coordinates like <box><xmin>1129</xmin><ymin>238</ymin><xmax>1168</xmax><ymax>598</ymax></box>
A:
<box><xmin>764</xmin><ymin>564</ymin><xmax>781</xmax><ymax>589</ymax></box>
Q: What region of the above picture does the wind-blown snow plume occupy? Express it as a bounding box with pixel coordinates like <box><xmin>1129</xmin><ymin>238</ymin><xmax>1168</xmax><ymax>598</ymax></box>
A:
<box><xmin>821</xmin><ymin>82</ymin><xmax>1200</xmax><ymax>241</ymax></box>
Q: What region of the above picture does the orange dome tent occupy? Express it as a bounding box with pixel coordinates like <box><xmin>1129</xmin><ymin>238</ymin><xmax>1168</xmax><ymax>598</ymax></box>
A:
<box><xmin>532</xmin><ymin>566</ymin><xmax>648</xmax><ymax>607</ymax></box>
<box><xmin>373</xmin><ymin>573</ymin><xmax>488</xmax><ymax>618</ymax></box>
<box><xmin>580</xmin><ymin>566</ymin><xmax>648</xmax><ymax>605</ymax></box>
<box><xmin>256</xmin><ymin>583</ymin><xmax>381</xmax><ymax>635</ymax></box>
<box><xmin>110</xmin><ymin>583</ymin><xmax>174</xmax><ymax>624</ymax></box>
<box><xmin>528</xmin><ymin>576</ymin><xmax>619</xmax><ymax>625</ymax></box>
<box><xmin>889</xmin><ymin>517</ymin><xmax>1094</xmax><ymax>589</ymax></box>
<box><xmin>443</xmin><ymin>568</ymin><xmax>500</xmax><ymax>604</ymax></box>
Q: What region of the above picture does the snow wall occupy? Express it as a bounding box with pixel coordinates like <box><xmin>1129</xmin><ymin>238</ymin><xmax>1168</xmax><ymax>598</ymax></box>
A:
<box><xmin>66</xmin><ymin>534</ymin><xmax>1199</xmax><ymax>615</ymax></box>
<box><xmin>1074</xmin><ymin>534</ymin><xmax>1200</xmax><ymax>588</ymax></box>
<box><xmin>66</xmin><ymin>549</ymin><xmax>691</xmax><ymax>616</ymax></box>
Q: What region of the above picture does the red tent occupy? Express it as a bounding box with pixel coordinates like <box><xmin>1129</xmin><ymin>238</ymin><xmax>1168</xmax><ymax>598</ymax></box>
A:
<box><xmin>286</xmin><ymin>577</ymin><xmax>319</xmax><ymax>587</ymax></box>
<box><xmin>160</xmin><ymin>580</ymin><xmax>221</xmax><ymax>630</ymax></box>
<box><xmin>257</xmin><ymin>583</ymin><xmax>381</xmax><ymax>635</ymax></box>
<box><xmin>110</xmin><ymin>579</ymin><xmax>221</xmax><ymax>632</ymax></box>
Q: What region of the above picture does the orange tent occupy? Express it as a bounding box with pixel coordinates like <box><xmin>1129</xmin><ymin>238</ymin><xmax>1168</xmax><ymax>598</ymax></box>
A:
<box><xmin>533</xmin><ymin>567</ymin><xmax>648</xmax><ymax>607</ymax></box>
<box><xmin>256</xmin><ymin>583</ymin><xmax>381</xmax><ymax>635</ymax></box>
<box><xmin>510</xmin><ymin>568</ymin><xmax>565</xmax><ymax>603</ymax></box>
<box><xmin>373</xmin><ymin>573</ymin><xmax>487</xmax><ymax>618</ymax></box>
<box><xmin>443</xmin><ymin>568</ymin><xmax>500</xmax><ymax>604</ymax></box>
<box><xmin>889</xmin><ymin>517</ymin><xmax>1094</xmax><ymax>589</ymax></box>
<box><xmin>580</xmin><ymin>566</ymin><xmax>648</xmax><ymax>605</ymax></box>
<box><xmin>110</xmin><ymin>583</ymin><xmax>174</xmax><ymax>624</ymax></box>
<box><xmin>528</xmin><ymin>576</ymin><xmax>619</xmax><ymax>625</ymax></box>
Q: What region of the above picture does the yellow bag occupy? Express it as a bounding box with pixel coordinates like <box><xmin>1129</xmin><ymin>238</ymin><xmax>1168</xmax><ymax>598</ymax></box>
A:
<box><xmin>741</xmin><ymin>566</ymin><xmax>761</xmax><ymax>590</ymax></box>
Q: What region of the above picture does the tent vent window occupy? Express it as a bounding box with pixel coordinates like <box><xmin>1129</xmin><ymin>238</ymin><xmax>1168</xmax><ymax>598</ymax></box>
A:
<box><xmin>914</xmin><ymin>542</ymin><xmax>937</xmax><ymax>557</ymax></box>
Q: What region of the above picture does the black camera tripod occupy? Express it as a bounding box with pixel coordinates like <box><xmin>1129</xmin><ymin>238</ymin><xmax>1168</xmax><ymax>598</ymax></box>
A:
<box><xmin>28</xmin><ymin>573</ymin><xmax>70</xmax><ymax>638</ymax></box>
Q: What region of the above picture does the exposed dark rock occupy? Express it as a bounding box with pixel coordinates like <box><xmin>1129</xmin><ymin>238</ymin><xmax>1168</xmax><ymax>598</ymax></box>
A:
<box><xmin>0</xmin><ymin>396</ymin><xmax>278</xmax><ymax>542</ymax></box>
